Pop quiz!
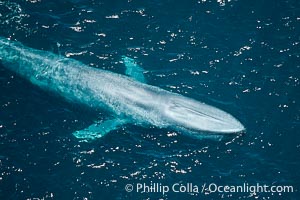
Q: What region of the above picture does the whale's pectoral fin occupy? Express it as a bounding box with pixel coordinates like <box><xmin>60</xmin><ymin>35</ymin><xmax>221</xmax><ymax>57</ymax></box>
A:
<box><xmin>72</xmin><ymin>118</ymin><xmax>127</xmax><ymax>140</ymax></box>
<box><xmin>121</xmin><ymin>56</ymin><xmax>146</xmax><ymax>83</ymax></box>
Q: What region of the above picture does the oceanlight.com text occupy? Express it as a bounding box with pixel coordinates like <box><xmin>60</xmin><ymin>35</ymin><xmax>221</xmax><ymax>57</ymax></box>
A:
<box><xmin>205</xmin><ymin>182</ymin><xmax>294</xmax><ymax>194</ymax></box>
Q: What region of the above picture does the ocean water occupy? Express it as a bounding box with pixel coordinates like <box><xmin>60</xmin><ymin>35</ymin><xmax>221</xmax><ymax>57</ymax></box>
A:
<box><xmin>0</xmin><ymin>0</ymin><xmax>299</xmax><ymax>199</ymax></box>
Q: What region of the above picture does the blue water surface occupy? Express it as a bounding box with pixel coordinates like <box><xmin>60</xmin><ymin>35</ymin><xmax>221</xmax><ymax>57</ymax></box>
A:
<box><xmin>0</xmin><ymin>0</ymin><xmax>299</xmax><ymax>199</ymax></box>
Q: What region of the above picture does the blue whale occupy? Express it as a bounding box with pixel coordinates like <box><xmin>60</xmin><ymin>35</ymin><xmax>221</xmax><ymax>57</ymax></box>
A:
<box><xmin>0</xmin><ymin>37</ymin><xmax>244</xmax><ymax>140</ymax></box>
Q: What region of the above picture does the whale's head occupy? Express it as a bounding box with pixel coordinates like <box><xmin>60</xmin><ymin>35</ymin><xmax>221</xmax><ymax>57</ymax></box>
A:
<box><xmin>164</xmin><ymin>95</ymin><xmax>245</xmax><ymax>134</ymax></box>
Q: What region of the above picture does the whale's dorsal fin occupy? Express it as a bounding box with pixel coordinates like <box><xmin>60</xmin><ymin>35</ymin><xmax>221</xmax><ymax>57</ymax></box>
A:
<box><xmin>72</xmin><ymin>118</ymin><xmax>127</xmax><ymax>140</ymax></box>
<box><xmin>121</xmin><ymin>56</ymin><xmax>146</xmax><ymax>83</ymax></box>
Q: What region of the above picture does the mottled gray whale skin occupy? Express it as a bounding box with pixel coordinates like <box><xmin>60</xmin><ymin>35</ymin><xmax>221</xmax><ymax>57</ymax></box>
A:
<box><xmin>0</xmin><ymin>37</ymin><xmax>244</xmax><ymax>140</ymax></box>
